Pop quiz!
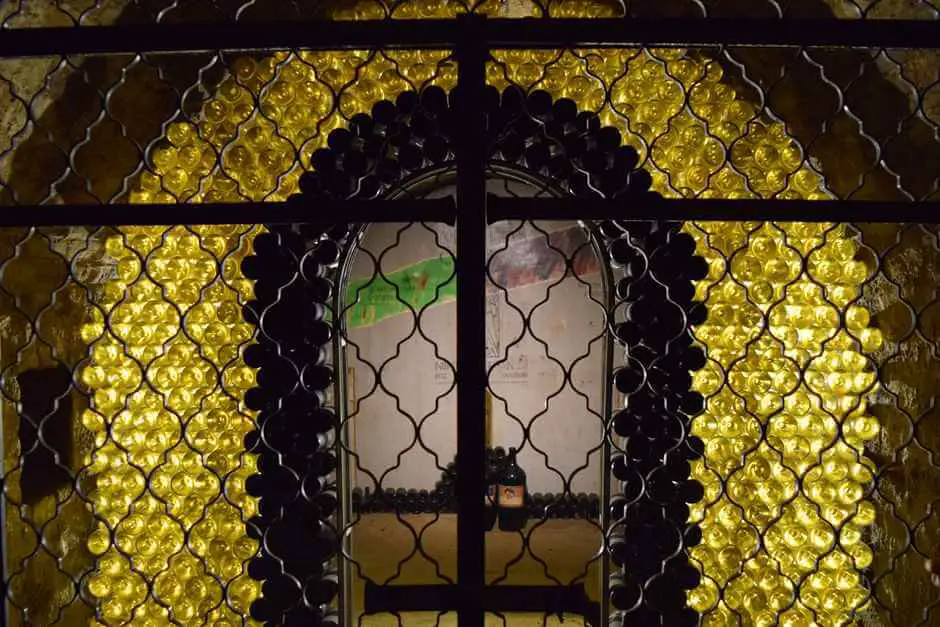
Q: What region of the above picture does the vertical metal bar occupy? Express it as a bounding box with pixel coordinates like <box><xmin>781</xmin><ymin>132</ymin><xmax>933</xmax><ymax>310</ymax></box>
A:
<box><xmin>333</xmin><ymin>258</ymin><xmax>351</xmax><ymax>627</ymax></box>
<box><xmin>455</xmin><ymin>14</ymin><xmax>488</xmax><ymax>627</ymax></box>
<box><xmin>586</xmin><ymin>223</ymin><xmax>615</xmax><ymax>627</ymax></box>
<box><xmin>334</xmin><ymin>226</ymin><xmax>367</xmax><ymax>627</ymax></box>
<box><xmin>0</xmin><ymin>342</ymin><xmax>7</xmax><ymax>627</ymax></box>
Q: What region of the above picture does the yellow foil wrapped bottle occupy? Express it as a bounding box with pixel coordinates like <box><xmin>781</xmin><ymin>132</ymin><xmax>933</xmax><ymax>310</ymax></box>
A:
<box><xmin>84</xmin><ymin>2</ymin><xmax>881</xmax><ymax>624</ymax></box>
<box><xmin>80</xmin><ymin>227</ymin><xmax>262</xmax><ymax>625</ymax></box>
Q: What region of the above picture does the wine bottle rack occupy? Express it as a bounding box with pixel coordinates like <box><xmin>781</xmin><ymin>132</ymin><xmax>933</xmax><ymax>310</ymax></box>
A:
<box><xmin>0</xmin><ymin>7</ymin><xmax>937</xmax><ymax>627</ymax></box>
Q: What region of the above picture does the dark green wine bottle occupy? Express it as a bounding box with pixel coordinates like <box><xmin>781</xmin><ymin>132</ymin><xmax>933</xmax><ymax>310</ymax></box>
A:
<box><xmin>485</xmin><ymin>456</ymin><xmax>498</xmax><ymax>531</ymax></box>
<box><xmin>497</xmin><ymin>447</ymin><xmax>528</xmax><ymax>531</ymax></box>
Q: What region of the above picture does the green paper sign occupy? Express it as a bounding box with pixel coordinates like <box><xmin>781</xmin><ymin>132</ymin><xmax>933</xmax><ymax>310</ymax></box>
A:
<box><xmin>344</xmin><ymin>255</ymin><xmax>456</xmax><ymax>329</ymax></box>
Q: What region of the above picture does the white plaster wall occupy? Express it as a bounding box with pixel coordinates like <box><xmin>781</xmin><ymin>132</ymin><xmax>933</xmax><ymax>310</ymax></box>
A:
<box><xmin>344</xmin><ymin>220</ymin><xmax>609</xmax><ymax>494</ymax></box>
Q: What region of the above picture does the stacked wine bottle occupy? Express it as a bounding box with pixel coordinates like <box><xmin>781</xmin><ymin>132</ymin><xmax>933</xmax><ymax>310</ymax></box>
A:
<box><xmin>260</xmin><ymin>84</ymin><xmax>704</xmax><ymax>626</ymax></box>
<box><xmin>242</xmin><ymin>227</ymin><xmax>342</xmax><ymax>626</ymax></box>
<box><xmin>351</xmin><ymin>447</ymin><xmax>604</xmax><ymax>523</ymax></box>
<box><xmin>605</xmin><ymin>222</ymin><xmax>707</xmax><ymax>627</ymax></box>
<box><xmin>351</xmin><ymin>485</ymin><xmax>602</xmax><ymax>520</ymax></box>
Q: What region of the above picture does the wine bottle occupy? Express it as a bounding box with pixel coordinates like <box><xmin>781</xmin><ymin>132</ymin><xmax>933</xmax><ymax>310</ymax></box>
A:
<box><xmin>420</xmin><ymin>86</ymin><xmax>448</xmax><ymax>116</ymax></box>
<box><xmin>371</xmin><ymin>99</ymin><xmax>397</xmax><ymax>125</ymax></box>
<box><xmin>526</xmin><ymin>89</ymin><xmax>552</xmax><ymax>118</ymax></box>
<box><xmin>304</xmin><ymin>570</ymin><xmax>339</xmax><ymax>607</ymax></box>
<box><xmin>304</xmin><ymin>320</ymin><xmax>333</xmax><ymax>346</ymax></box>
<box><xmin>425</xmin><ymin>135</ymin><xmax>450</xmax><ymax>163</ymax></box>
<box><xmin>609</xmin><ymin>573</ymin><xmax>640</xmax><ymax>611</ymax></box>
<box><xmin>614</xmin><ymin>358</ymin><xmax>646</xmax><ymax>395</ymax></box>
<box><xmin>349</xmin><ymin>113</ymin><xmax>374</xmax><ymax>139</ymax></box>
<box><xmin>248</xmin><ymin>555</ymin><xmax>280</xmax><ymax>581</ymax></box>
<box><xmin>314</xmin><ymin>488</ymin><xmax>338</xmax><ymax>519</ymax></box>
<box><xmin>613</xmin><ymin>145</ymin><xmax>639</xmax><ymax>172</ymax></box>
<box><xmin>497</xmin><ymin>447</ymin><xmax>528</xmax><ymax>532</ymax></box>
<box><xmin>609</xmin><ymin>495</ymin><xmax>628</xmax><ymax>522</ymax></box>
<box><xmin>498</xmin><ymin>132</ymin><xmax>525</xmax><ymax>162</ymax></box>
<box><xmin>531</xmin><ymin>492</ymin><xmax>545</xmax><ymax>518</ymax></box>
<box><xmin>646</xmin><ymin>574</ymin><xmax>684</xmax><ymax>612</ymax></box>
<box><xmin>356</xmin><ymin>174</ymin><xmax>382</xmax><ymax>200</ymax></box>
<box><xmin>588</xmin><ymin>494</ymin><xmax>600</xmax><ymax>519</ymax></box>
<box><xmin>242</xmin><ymin>253</ymin><xmax>293</xmax><ymax>282</ymax></box>
<box><xmin>608</xmin><ymin>530</ymin><xmax>632</xmax><ymax>567</ymax></box>
<box><xmin>312</xmin><ymin>450</ymin><xmax>337</xmax><ymax>475</ymax></box>
<box><xmin>524</xmin><ymin>143</ymin><xmax>550</xmax><ymax>173</ymax></box>
<box><xmin>663</xmin><ymin>608</ymin><xmax>698</xmax><ymax>627</ymax></box>
<box><xmin>684</xmin><ymin>524</ymin><xmax>703</xmax><ymax>549</ymax></box>
<box><xmin>302</xmin><ymin>364</ymin><xmax>334</xmax><ymax>392</ymax></box>
<box><xmin>406</xmin><ymin>488</ymin><xmax>421</xmax><ymax>514</ymax></box>
<box><xmin>418</xmin><ymin>489</ymin><xmax>430</xmax><ymax>513</ymax></box>
<box><xmin>485</xmin><ymin>460</ymin><xmax>498</xmax><ymax>531</ymax></box>
<box><xmin>399</xmin><ymin>144</ymin><xmax>424</xmax><ymax>171</ymax></box>
<box><xmin>311</xmin><ymin>148</ymin><xmax>337</xmax><ymax>175</ymax></box>
<box><xmin>483</xmin><ymin>473</ymin><xmax>498</xmax><ymax>531</ymax></box>
<box><xmin>576</xmin><ymin>492</ymin><xmax>589</xmax><ymax>519</ymax></box>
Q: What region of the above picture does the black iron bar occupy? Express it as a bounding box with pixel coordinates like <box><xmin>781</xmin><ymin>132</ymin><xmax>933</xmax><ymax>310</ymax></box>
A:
<box><xmin>2</xmin><ymin>196</ymin><xmax>939</xmax><ymax>227</ymax></box>
<box><xmin>1</xmin><ymin>197</ymin><xmax>938</xmax><ymax>227</ymax></box>
<box><xmin>487</xmin><ymin>195</ymin><xmax>940</xmax><ymax>224</ymax></box>
<box><xmin>0</xmin><ymin>198</ymin><xmax>456</xmax><ymax>227</ymax></box>
<box><xmin>2</xmin><ymin>18</ymin><xmax>939</xmax><ymax>57</ymax></box>
<box><xmin>454</xmin><ymin>14</ymin><xmax>488</xmax><ymax>627</ymax></box>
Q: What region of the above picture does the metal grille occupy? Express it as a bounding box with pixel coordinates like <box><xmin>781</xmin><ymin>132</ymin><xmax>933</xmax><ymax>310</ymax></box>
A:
<box><xmin>0</xmin><ymin>0</ymin><xmax>938</xmax><ymax>27</ymax></box>
<box><xmin>0</xmin><ymin>4</ymin><xmax>939</xmax><ymax>627</ymax></box>
<box><xmin>0</xmin><ymin>224</ymin><xmax>262</xmax><ymax>625</ymax></box>
<box><xmin>3</xmin><ymin>45</ymin><xmax>940</xmax><ymax>208</ymax></box>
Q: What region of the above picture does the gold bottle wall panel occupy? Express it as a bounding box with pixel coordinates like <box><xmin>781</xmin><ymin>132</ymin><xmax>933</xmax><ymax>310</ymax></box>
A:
<box><xmin>77</xmin><ymin>3</ymin><xmax>881</xmax><ymax>624</ymax></box>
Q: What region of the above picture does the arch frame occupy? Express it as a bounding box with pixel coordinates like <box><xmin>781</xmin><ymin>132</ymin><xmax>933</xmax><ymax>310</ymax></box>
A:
<box><xmin>242</xmin><ymin>84</ymin><xmax>706</xmax><ymax>627</ymax></box>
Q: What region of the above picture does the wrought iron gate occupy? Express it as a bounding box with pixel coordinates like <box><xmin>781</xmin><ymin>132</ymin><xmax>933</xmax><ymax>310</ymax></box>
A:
<box><xmin>1</xmin><ymin>4</ymin><xmax>940</xmax><ymax>627</ymax></box>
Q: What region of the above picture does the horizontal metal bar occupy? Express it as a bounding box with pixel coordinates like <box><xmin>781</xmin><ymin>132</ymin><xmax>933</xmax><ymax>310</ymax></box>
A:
<box><xmin>2</xmin><ymin>17</ymin><xmax>939</xmax><ymax>58</ymax></box>
<box><xmin>2</xmin><ymin>196</ymin><xmax>938</xmax><ymax>227</ymax></box>
<box><xmin>487</xmin><ymin>195</ymin><xmax>940</xmax><ymax>224</ymax></box>
<box><xmin>486</xmin><ymin>17</ymin><xmax>940</xmax><ymax>49</ymax></box>
<box><xmin>0</xmin><ymin>198</ymin><xmax>457</xmax><ymax>227</ymax></box>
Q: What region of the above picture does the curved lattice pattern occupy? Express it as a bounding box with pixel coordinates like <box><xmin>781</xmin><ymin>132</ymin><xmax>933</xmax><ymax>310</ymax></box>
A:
<box><xmin>0</xmin><ymin>1</ymin><xmax>938</xmax><ymax>626</ymax></box>
<box><xmin>79</xmin><ymin>226</ymin><xmax>262</xmax><ymax>624</ymax></box>
<box><xmin>687</xmin><ymin>222</ymin><xmax>882</xmax><ymax>626</ymax></box>
<box><xmin>0</xmin><ymin>0</ymin><xmax>936</xmax><ymax>28</ymax></box>
<box><xmin>41</xmin><ymin>43</ymin><xmax>887</xmax><ymax>627</ymax></box>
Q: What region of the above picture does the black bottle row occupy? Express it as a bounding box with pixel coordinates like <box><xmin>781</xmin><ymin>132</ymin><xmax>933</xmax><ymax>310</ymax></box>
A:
<box><xmin>603</xmin><ymin>222</ymin><xmax>707</xmax><ymax>626</ymax></box>
<box><xmin>352</xmin><ymin>486</ymin><xmax>603</xmax><ymax>520</ymax></box>
<box><xmin>241</xmin><ymin>224</ymin><xmax>343</xmax><ymax>625</ymax></box>
<box><xmin>292</xmin><ymin>85</ymin><xmax>662</xmax><ymax>209</ymax></box>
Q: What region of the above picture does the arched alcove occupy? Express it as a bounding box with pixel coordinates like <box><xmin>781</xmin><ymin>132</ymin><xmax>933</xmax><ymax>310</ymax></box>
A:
<box><xmin>2</xmin><ymin>2</ymin><xmax>940</xmax><ymax>626</ymax></box>
<box><xmin>12</xmin><ymin>45</ymin><xmax>881</xmax><ymax>627</ymax></box>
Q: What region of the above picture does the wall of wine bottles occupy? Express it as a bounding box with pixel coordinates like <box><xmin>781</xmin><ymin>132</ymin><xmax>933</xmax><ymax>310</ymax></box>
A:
<box><xmin>0</xmin><ymin>0</ymin><xmax>939</xmax><ymax>626</ymax></box>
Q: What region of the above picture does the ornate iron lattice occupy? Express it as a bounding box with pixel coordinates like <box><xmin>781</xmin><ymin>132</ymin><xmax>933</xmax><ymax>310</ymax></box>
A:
<box><xmin>0</xmin><ymin>3</ymin><xmax>938</xmax><ymax>627</ymax></box>
<box><xmin>270</xmin><ymin>84</ymin><xmax>700</xmax><ymax>626</ymax></box>
<box><xmin>0</xmin><ymin>0</ymin><xmax>938</xmax><ymax>27</ymax></box>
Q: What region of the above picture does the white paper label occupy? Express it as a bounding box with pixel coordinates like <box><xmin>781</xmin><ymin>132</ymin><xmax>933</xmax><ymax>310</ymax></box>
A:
<box><xmin>498</xmin><ymin>484</ymin><xmax>524</xmax><ymax>508</ymax></box>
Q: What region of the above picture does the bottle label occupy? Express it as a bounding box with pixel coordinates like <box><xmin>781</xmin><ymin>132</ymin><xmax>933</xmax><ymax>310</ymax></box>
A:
<box><xmin>498</xmin><ymin>484</ymin><xmax>525</xmax><ymax>508</ymax></box>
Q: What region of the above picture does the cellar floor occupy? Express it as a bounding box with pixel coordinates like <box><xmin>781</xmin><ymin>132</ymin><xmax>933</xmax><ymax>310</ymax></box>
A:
<box><xmin>349</xmin><ymin>514</ymin><xmax>602</xmax><ymax>627</ymax></box>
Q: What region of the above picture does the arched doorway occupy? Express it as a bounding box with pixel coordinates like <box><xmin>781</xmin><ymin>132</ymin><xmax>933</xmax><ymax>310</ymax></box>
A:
<box><xmin>243</xmin><ymin>85</ymin><xmax>705</xmax><ymax>626</ymax></box>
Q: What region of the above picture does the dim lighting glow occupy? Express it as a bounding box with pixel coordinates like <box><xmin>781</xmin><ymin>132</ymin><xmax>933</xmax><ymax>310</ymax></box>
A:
<box><xmin>81</xmin><ymin>227</ymin><xmax>261</xmax><ymax>625</ymax></box>
<box><xmin>85</xmin><ymin>1</ymin><xmax>882</xmax><ymax>625</ymax></box>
